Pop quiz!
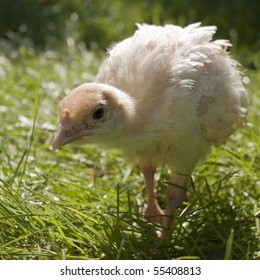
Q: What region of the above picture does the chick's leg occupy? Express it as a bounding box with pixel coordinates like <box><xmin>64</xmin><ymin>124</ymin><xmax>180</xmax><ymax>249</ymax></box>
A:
<box><xmin>139</xmin><ymin>164</ymin><xmax>164</xmax><ymax>225</ymax></box>
<box><xmin>164</xmin><ymin>173</ymin><xmax>190</xmax><ymax>229</ymax></box>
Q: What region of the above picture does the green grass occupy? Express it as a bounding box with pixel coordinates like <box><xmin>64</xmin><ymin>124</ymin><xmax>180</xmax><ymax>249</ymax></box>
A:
<box><xmin>0</xmin><ymin>41</ymin><xmax>259</xmax><ymax>260</ymax></box>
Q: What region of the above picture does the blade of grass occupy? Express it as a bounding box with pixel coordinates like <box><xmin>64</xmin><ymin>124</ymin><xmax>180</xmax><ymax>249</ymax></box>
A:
<box><xmin>9</xmin><ymin>74</ymin><xmax>41</xmax><ymax>186</ymax></box>
<box><xmin>224</xmin><ymin>228</ymin><xmax>234</xmax><ymax>260</ymax></box>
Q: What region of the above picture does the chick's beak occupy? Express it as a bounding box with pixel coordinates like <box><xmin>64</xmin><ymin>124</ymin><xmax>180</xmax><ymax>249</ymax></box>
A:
<box><xmin>52</xmin><ymin>123</ymin><xmax>90</xmax><ymax>151</ymax></box>
<box><xmin>52</xmin><ymin>123</ymin><xmax>72</xmax><ymax>151</ymax></box>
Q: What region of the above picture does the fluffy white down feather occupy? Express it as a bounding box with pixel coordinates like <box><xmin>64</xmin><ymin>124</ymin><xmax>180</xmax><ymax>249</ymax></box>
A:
<box><xmin>95</xmin><ymin>23</ymin><xmax>247</xmax><ymax>170</ymax></box>
<box><xmin>53</xmin><ymin>23</ymin><xmax>247</xmax><ymax>233</ymax></box>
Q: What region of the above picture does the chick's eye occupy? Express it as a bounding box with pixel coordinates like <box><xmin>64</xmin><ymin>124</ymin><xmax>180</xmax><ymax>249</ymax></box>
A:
<box><xmin>92</xmin><ymin>107</ymin><xmax>105</xmax><ymax>121</ymax></box>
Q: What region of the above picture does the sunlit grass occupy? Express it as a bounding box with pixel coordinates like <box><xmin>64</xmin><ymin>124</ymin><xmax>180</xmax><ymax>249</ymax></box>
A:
<box><xmin>0</xmin><ymin>42</ymin><xmax>259</xmax><ymax>260</ymax></box>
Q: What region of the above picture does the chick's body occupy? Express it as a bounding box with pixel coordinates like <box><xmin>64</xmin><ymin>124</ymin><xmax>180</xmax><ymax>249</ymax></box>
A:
<box><xmin>96</xmin><ymin>23</ymin><xmax>246</xmax><ymax>169</ymax></box>
<box><xmin>53</xmin><ymin>23</ymin><xmax>247</xmax><ymax>233</ymax></box>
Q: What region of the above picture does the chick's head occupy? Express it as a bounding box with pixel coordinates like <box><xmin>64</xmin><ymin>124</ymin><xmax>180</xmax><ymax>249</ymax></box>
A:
<box><xmin>52</xmin><ymin>83</ymin><xmax>135</xmax><ymax>150</ymax></box>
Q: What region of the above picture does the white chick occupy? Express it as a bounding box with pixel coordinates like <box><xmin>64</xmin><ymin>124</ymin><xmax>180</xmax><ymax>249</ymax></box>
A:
<box><xmin>52</xmin><ymin>23</ymin><xmax>247</xmax><ymax>231</ymax></box>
